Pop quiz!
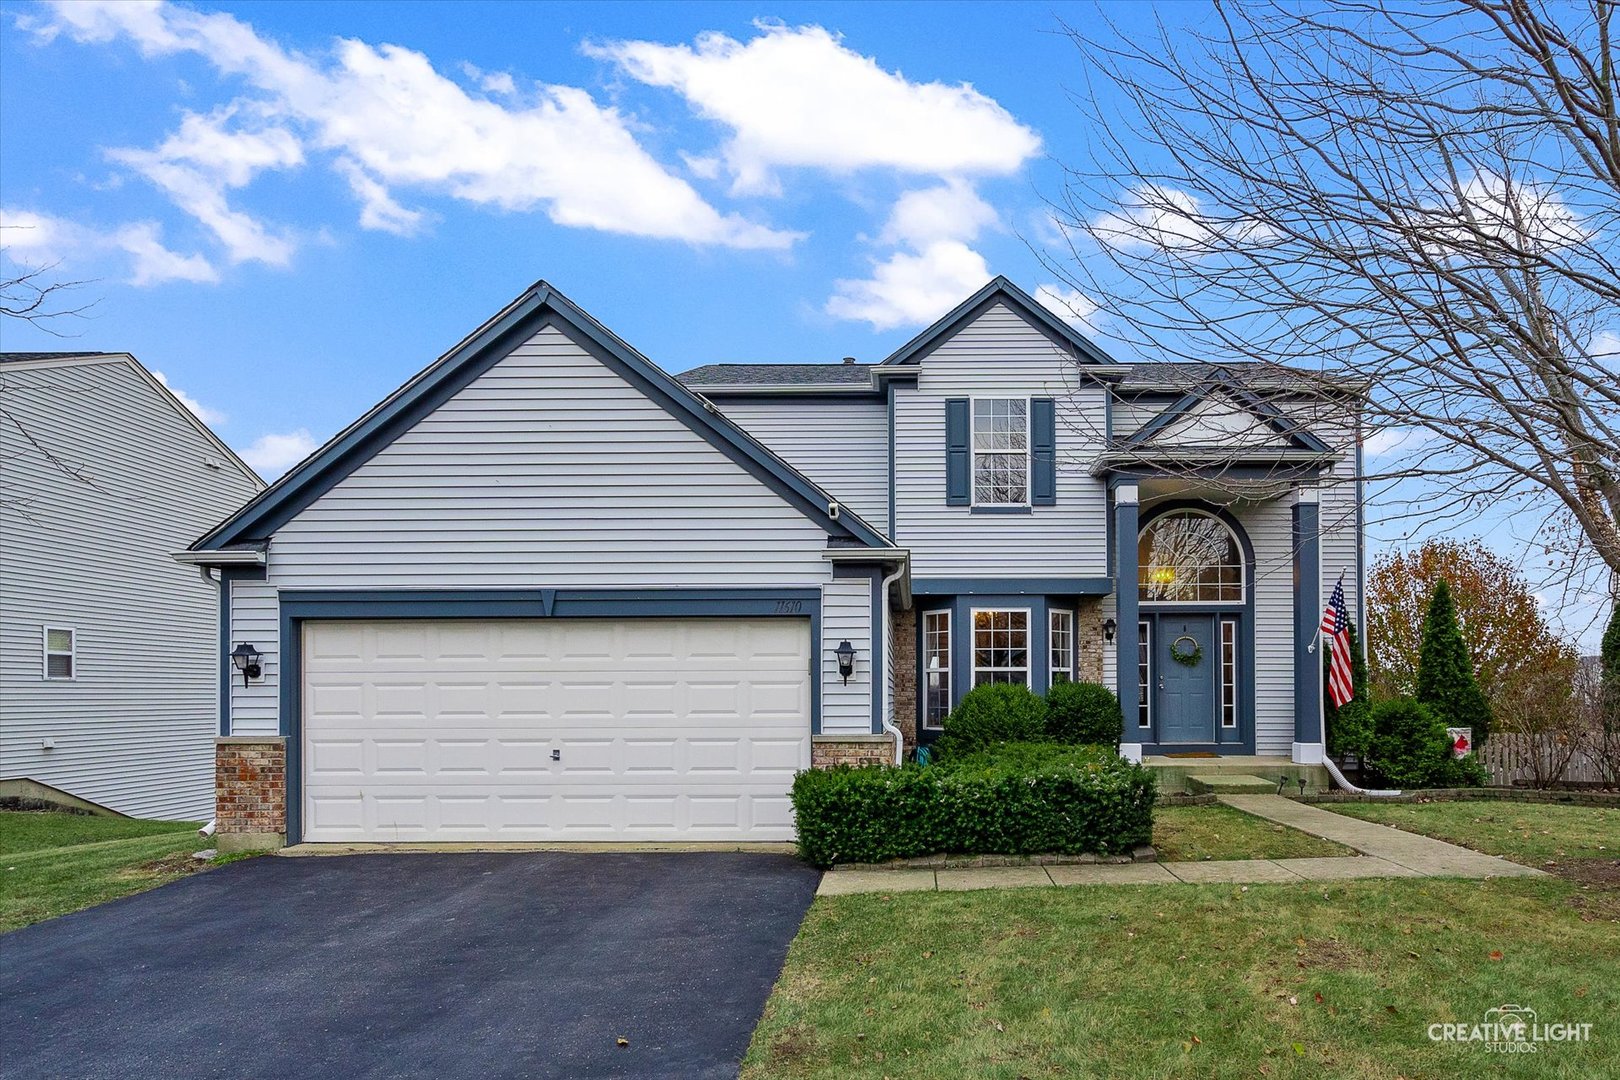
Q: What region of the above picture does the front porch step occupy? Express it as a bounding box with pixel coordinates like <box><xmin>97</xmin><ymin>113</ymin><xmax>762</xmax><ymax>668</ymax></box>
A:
<box><xmin>1185</xmin><ymin>774</ymin><xmax>1284</xmax><ymax>795</ymax></box>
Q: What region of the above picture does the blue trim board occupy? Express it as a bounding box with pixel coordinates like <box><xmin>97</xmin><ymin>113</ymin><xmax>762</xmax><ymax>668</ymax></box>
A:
<box><xmin>193</xmin><ymin>281</ymin><xmax>892</xmax><ymax>553</ymax></box>
<box><xmin>1113</xmin><ymin>496</ymin><xmax>1140</xmax><ymax>748</ymax></box>
<box><xmin>1103</xmin><ymin>462</ymin><xmax>1327</xmax><ymax>483</ymax></box>
<box><xmin>879</xmin><ymin>276</ymin><xmax>1124</xmax><ymax>370</ymax></box>
<box><xmin>911</xmin><ymin>577</ymin><xmax>1113</xmax><ymax>597</ymax></box>
<box><xmin>1132</xmin><ymin>501</ymin><xmax>1259</xmax><ymax>754</ymax></box>
<box><xmin>887</xmin><ymin>381</ymin><xmax>897</xmax><ymax>539</ymax></box>
<box><xmin>970</xmin><ymin>506</ymin><xmax>1033</xmax><ymax>515</ymax></box>
<box><xmin>274</xmin><ymin>587</ymin><xmax>826</xmax><ymax>845</ymax></box>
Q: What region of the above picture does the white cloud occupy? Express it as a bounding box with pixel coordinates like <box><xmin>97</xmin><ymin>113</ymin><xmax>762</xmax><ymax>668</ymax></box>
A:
<box><xmin>109</xmin><ymin>108</ymin><xmax>303</xmax><ymax>265</ymax></box>
<box><xmin>239</xmin><ymin>428</ymin><xmax>319</xmax><ymax>477</ymax></box>
<box><xmin>1363</xmin><ymin>426</ymin><xmax>1436</xmax><ymax>460</ymax></box>
<box><xmin>1445</xmin><ymin>173</ymin><xmax>1589</xmax><ymax>252</ymax></box>
<box><xmin>1035</xmin><ymin>283</ymin><xmax>1100</xmax><ymax>333</ymax></box>
<box><xmin>36</xmin><ymin>1</ymin><xmax>798</xmax><ymax>251</ymax></box>
<box><xmin>1094</xmin><ymin>186</ymin><xmax>1271</xmax><ymax>256</ymax></box>
<box><xmin>826</xmin><ymin>240</ymin><xmax>990</xmax><ymax>331</ymax></box>
<box><xmin>152</xmin><ymin>369</ymin><xmax>226</xmax><ymax>425</ymax></box>
<box><xmin>1</xmin><ymin>206</ymin><xmax>217</xmax><ymax>285</ymax></box>
<box><xmin>878</xmin><ymin>179</ymin><xmax>998</xmax><ymax>248</ymax></box>
<box><xmin>587</xmin><ymin>22</ymin><xmax>1041</xmax><ymax>195</ymax></box>
<box><xmin>334</xmin><ymin>158</ymin><xmax>425</xmax><ymax>236</ymax></box>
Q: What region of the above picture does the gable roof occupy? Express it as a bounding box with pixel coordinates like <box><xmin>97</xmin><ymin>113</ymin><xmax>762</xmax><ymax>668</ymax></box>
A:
<box><xmin>1</xmin><ymin>350</ymin><xmax>263</xmax><ymax>486</ymax></box>
<box><xmin>191</xmin><ymin>281</ymin><xmax>894</xmax><ymax>554</ymax></box>
<box><xmin>1124</xmin><ymin>374</ymin><xmax>1333</xmax><ymax>454</ymax></box>
<box><xmin>877</xmin><ymin>276</ymin><xmax>1129</xmax><ymax>372</ymax></box>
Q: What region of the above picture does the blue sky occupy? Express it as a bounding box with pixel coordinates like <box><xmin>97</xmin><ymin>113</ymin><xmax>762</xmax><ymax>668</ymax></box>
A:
<box><xmin>1</xmin><ymin>1</ymin><xmax>1605</xmax><ymax>647</ymax></box>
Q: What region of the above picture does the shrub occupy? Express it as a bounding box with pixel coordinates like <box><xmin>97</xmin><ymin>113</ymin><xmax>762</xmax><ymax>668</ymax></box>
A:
<box><xmin>1045</xmin><ymin>681</ymin><xmax>1123</xmax><ymax>749</ymax></box>
<box><xmin>1603</xmin><ymin>601</ymin><xmax>1620</xmax><ymax>734</ymax></box>
<box><xmin>790</xmin><ymin>743</ymin><xmax>1156</xmax><ymax>868</ymax></box>
<box><xmin>1328</xmin><ymin>698</ymin><xmax>1375</xmax><ymax>760</ymax></box>
<box><xmin>934</xmin><ymin>682</ymin><xmax>1047</xmax><ymax>761</ymax></box>
<box><xmin>1415</xmin><ymin>580</ymin><xmax>1493</xmax><ymax>746</ymax></box>
<box><xmin>1361</xmin><ymin>698</ymin><xmax>1483</xmax><ymax>789</ymax></box>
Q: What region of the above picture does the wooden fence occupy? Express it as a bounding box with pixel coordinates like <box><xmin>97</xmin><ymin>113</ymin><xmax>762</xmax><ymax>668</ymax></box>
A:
<box><xmin>1480</xmin><ymin>731</ymin><xmax>1618</xmax><ymax>788</ymax></box>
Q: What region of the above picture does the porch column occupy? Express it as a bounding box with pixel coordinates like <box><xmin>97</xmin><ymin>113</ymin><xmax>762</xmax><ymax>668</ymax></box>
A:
<box><xmin>1114</xmin><ymin>484</ymin><xmax>1142</xmax><ymax>762</ymax></box>
<box><xmin>1292</xmin><ymin>487</ymin><xmax>1325</xmax><ymax>764</ymax></box>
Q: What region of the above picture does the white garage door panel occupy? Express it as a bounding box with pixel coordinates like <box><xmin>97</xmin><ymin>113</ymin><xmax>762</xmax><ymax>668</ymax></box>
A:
<box><xmin>302</xmin><ymin>619</ymin><xmax>811</xmax><ymax>842</ymax></box>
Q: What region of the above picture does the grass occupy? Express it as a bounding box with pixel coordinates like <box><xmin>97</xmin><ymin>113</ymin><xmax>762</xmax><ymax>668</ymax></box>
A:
<box><xmin>0</xmin><ymin>811</ymin><xmax>247</xmax><ymax>933</ymax></box>
<box><xmin>1327</xmin><ymin>802</ymin><xmax>1618</xmax><ymax>868</ymax></box>
<box><xmin>744</xmin><ymin>877</ymin><xmax>1620</xmax><ymax>1079</ymax></box>
<box><xmin>1153</xmin><ymin>804</ymin><xmax>1352</xmax><ymax>861</ymax></box>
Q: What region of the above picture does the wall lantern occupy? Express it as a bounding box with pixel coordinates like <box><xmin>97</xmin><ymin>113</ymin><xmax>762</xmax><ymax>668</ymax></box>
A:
<box><xmin>835</xmin><ymin>640</ymin><xmax>856</xmax><ymax>684</ymax></box>
<box><xmin>1102</xmin><ymin>618</ymin><xmax>1118</xmax><ymax>643</ymax></box>
<box><xmin>230</xmin><ymin>642</ymin><xmax>262</xmax><ymax>686</ymax></box>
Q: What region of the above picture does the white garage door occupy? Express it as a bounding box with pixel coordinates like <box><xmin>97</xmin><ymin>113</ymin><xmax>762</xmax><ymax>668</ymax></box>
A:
<box><xmin>301</xmin><ymin>618</ymin><xmax>811</xmax><ymax>843</ymax></box>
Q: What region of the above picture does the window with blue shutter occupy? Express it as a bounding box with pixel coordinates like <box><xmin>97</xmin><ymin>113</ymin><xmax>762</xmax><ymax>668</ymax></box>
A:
<box><xmin>945</xmin><ymin>398</ymin><xmax>970</xmax><ymax>505</ymax></box>
<box><xmin>1031</xmin><ymin>397</ymin><xmax>1056</xmax><ymax>505</ymax></box>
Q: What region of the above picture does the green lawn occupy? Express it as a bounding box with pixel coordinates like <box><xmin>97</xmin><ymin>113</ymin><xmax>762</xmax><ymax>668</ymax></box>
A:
<box><xmin>0</xmin><ymin>811</ymin><xmax>237</xmax><ymax>933</ymax></box>
<box><xmin>1329</xmin><ymin>802</ymin><xmax>1619</xmax><ymax>868</ymax></box>
<box><xmin>745</xmin><ymin>878</ymin><xmax>1620</xmax><ymax>1079</ymax></box>
<box><xmin>1153</xmin><ymin>804</ymin><xmax>1352</xmax><ymax>861</ymax></box>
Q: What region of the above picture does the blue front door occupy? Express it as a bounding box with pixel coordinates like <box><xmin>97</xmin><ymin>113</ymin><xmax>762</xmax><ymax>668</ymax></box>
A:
<box><xmin>1156</xmin><ymin>614</ymin><xmax>1216</xmax><ymax>744</ymax></box>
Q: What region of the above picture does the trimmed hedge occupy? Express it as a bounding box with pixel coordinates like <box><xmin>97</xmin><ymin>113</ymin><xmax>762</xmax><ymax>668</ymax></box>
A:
<box><xmin>934</xmin><ymin>682</ymin><xmax>1048</xmax><ymax>761</ymax></box>
<box><xmin>1362</xmin><ymin>697</ymin><xmax>1486</xmax><ymax>789</ymax></box>
<box><xmin>790</xmin><ymin>743</ymin><xmax>1157</xmax><ymax>868</ymax></box>
<box><xmin>1045</xmin><ymin>681</ymin><xmax>1123</xmax><ymax>749</ymax></box>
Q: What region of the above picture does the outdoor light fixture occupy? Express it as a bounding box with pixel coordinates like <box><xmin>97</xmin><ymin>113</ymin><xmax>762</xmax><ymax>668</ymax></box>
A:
<box><xmin>230</xmin><ymin>642</ymin><xmax>262</xmax><ymax>686</ymax></box>
<box><xmin>1102</xmin><ymin>618</ymin><xmax>1118</xmax><ymax>643</ymax></box>
<box><xmin>835</xmin><ymin>640</ymin><xmax>856</xmax><ymax>684</ymax></box>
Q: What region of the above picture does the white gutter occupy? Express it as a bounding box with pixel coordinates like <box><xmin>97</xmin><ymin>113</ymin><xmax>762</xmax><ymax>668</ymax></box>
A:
<box><xmin>877</xmin><ymin>562</ymin><xmax>909</xmax><ymax>765</ymax></box>
<box><xmin>172</xmin><ymin>549</ymin><xmax>266</xmax><ymax>567</ymax></box>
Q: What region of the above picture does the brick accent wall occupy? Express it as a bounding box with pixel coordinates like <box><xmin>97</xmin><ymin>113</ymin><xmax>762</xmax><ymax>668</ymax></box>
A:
<box><xmin>1077</xmin><ymin>597</ymin><xmax>1105</xmax><ymax>683</ymax></box>
<box><xmin>215</xmin><ymin>737</ymin><xmax>287</xmax><ymax>851</ymax></box>
<box><xmin>892</xmin><ymin>604</ymin><xmax>917</xmax><ymax>752</ymax></box>
<box><xmin>811</xmin><ymin>735</ymin><xmax>897</xmax><ymax>768</ymax></box>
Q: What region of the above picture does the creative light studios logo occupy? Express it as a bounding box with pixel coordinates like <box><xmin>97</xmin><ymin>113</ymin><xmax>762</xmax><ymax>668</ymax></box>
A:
<box><xmin>1429</xmin><ymin>1005</ymin><xmax>1595</xmax><ymax>1054</ymax></box>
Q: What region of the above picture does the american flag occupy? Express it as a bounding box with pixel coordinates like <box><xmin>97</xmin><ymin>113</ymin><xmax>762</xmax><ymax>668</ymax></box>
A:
<box><xmin>1320</xmin><ymin>577</ymin><xmax>1354</xmax><ymax>708</ymax></box>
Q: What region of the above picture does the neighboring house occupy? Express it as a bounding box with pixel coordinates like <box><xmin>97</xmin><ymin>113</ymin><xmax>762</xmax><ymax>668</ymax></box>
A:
<box><xmin>1</xmin><ymin>352</ymin><xmax>264</xmax><ymax>819</ymax></box>
<box><xmin>190</xmin><ymin>277</ymin><xmax>1362</xmax><ymax>850</ymax></box>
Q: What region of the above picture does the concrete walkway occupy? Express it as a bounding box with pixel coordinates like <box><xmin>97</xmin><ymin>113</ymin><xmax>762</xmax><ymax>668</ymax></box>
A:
<box><xmin>817</xmin><ymin>795</ymin><xmax>1543</xmax><ymax>896</ymax></box>
<box><xmin>1215</xmin><ymin>794</ymin><xmax>1544</xmax><ymax>879</ymax></box>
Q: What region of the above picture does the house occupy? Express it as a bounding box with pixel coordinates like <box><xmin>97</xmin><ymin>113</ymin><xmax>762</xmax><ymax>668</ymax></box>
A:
<box><xmin>1</xmin><ymin>352</ymin><xmax>264</xmax><ymax>820</ymax></box>
<box><xmin>188</xmin><ymin>278</ymin><xmax>1362</xmax><ymax>850</ymax></box>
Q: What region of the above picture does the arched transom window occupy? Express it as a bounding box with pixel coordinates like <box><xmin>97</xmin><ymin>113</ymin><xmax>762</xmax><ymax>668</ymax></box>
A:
<box><xmin>1138</xmin><ymin>510</ymin><xmax>1244</xmax><ymax>602</ymax></box>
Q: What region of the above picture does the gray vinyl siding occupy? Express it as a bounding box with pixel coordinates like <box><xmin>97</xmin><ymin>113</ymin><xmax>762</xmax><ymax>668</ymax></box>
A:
<box><xmin>227</xmin><ymin>578</ymin><xmax>280</xmax><ymax>736</ymax></box>
<box><xmin>893</xmin><ymin>300</ymin><xmax>1110</xmax><ymax>577</ymax></box>
<box><xmin>711</xmin><ymin>398</ymin><xmax>888</xmax><ymax>526</ymax></box>
<box><xmin>269</xmin><ymin>324</ymin><xmax>835</xmax><ymax>589</ymax></box>
<box><xmin>821</xmin><ymin>578</ymin><xmax>874</xmax><ymax>735</ymax></box>
<box><xmin>0</xmin><ymin>358</ymin><xmax>262</xmax><ymax>818</ymax></box>
<box><xmin>240</xmin><ymin>322</ymin><xmax>869</xmax><ymax>737</ymax></box>
<box><xmin>1231</xmin><ymin>497</ymin><xmax>1298</xmax><ymax>756</ymax></box>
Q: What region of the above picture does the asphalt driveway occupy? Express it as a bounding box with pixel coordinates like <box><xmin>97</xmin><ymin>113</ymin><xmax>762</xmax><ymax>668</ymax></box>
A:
<box><xmin>0</xmin><ymin>851</ymin><xmax>821</xmax><ymax>1080</ymax></box>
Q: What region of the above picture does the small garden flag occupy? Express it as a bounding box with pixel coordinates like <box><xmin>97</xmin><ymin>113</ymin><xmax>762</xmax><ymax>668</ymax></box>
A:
<box><xmin>1320</xmin><ymin>575</ymin><xmax>1354</xmax><ymax>708</ymax></box>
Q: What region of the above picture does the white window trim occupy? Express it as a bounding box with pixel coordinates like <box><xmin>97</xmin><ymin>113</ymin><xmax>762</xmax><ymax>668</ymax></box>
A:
<box><xmin>969</xmin><ymin>395</ymin><xmax>1031</xmax><ymax>507</ymax></box>
<box><xmin>1220</xmin><ymin>616</ymin><xmax>1239</xmax><ymax>730</ymax></box>
<box><xmin>1137</xmin><ymin>508</ymin><xmax>1246</xmax><ymax>605</ymax></box>
<box><xmin>971</xmin><ymin>606</ymin><xmax>1032</xmax><ymax>687</ymax></box>
<box><xmin>922</xmin><ymin>609</ymin><xmax>952</xmax><ymax>730</ymax></box>
<box><xmin>1049</xmin><ymin>608</ymin><xmax>1075</xmax><ymax>683</ymax></box>
<box><xmin>43</xmin><ymin>625</ymin><xmax>77</xmax><ymax>681</ymax></box>
<box><xmin>1137</xmin><ymin>620</ymin><xmax>1152</xmax><ymax>729</ymax></box>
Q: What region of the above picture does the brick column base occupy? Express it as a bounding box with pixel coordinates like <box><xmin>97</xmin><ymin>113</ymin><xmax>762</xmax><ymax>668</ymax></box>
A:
<box><xmin>1077</xmin><ymin>597</ymin><xmax>1106</xmax><ymax>684</ymax></box>
<box><xmin>215</xmin><ymin>736</ymin><xmax>288</xmax><ymax>852</ymax></box>
<box><xmin>892</xmin><ymin>604</ymin><xmax>917</xmax><ymax>752</ymax></box>
<box><xmin>811</xmin><ymin>734</ymin><xmax>898</xmax><ymax>768</ymax></box>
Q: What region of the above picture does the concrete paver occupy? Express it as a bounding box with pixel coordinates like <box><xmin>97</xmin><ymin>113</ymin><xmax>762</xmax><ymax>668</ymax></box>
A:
<box><xmin>1044</xmin><ymin>862</ymin><xmax>1180</xmax><ymax>886</ymax></box>
<box><xmin>1162</xmin><ymin>859</ymin><xmax>1303</xmax><ymax>884</ymax></box>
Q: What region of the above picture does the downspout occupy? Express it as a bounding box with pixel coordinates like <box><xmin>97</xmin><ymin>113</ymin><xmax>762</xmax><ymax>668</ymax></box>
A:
<box><xmin>878</xmin><ymin>562</ymin><xmax>907</xmax><ymax>765</ymax></box>
<box><xmin>1322</xmin><ymin>756</ymin><xmax>1402</xmax><ymax>798</ymax></box>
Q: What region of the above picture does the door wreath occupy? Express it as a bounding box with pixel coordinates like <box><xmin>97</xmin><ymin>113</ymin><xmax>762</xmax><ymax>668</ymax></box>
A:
<box><xmin>1169</xmin><ymin>635</ymin><xmax>1203</xmax><ymax>667</ymax></box>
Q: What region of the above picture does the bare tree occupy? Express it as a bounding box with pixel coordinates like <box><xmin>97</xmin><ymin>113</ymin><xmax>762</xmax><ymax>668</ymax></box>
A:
<box><xmin>1</xmin><ymin>260</ymin><xmax>96</xmax><ymax>334</ymax></box>
<box><xmin>1046</xmin><ymin>1</ymin><xmax>1620</xmax><ymax>605</ymax></box>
